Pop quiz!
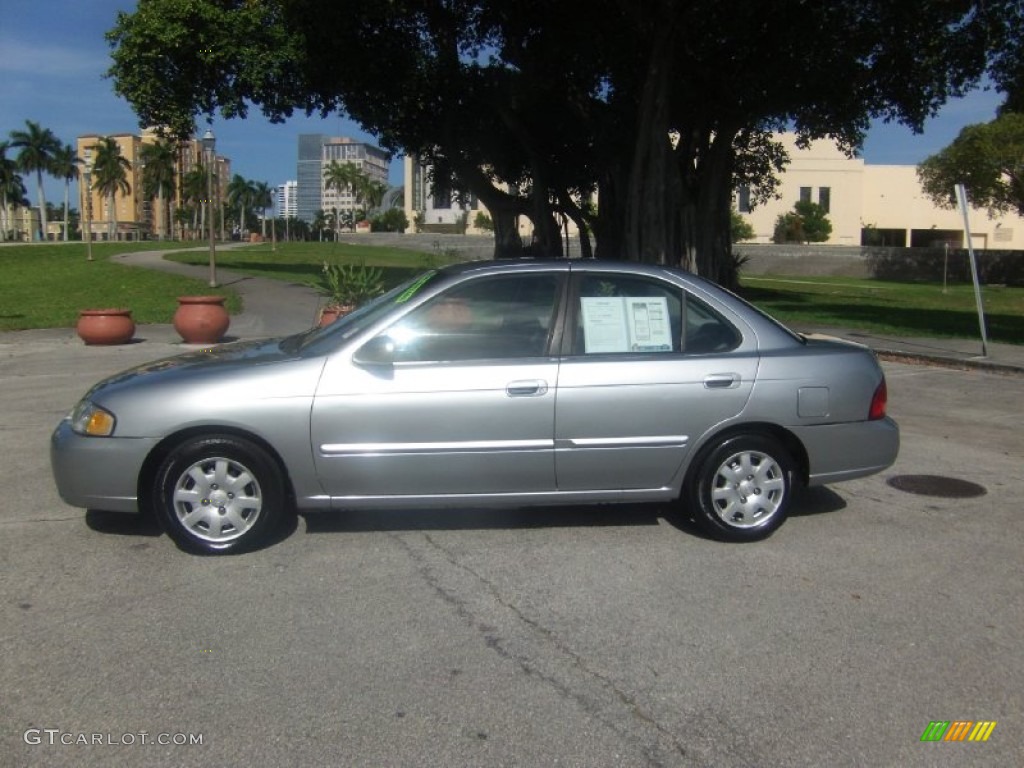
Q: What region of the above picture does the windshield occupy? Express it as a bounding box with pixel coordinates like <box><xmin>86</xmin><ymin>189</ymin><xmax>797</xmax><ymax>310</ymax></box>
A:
<box><xmin>286</xmin><ymin>270</ymin><xmax>442</xmax><ymax>356</ymax></box>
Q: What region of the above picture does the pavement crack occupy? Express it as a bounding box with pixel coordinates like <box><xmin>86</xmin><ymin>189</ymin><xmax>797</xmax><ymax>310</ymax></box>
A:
<box><xmin>393</xmin><ymin>531</ymin><xmax>691</xmax><ymax>766</ymax></box>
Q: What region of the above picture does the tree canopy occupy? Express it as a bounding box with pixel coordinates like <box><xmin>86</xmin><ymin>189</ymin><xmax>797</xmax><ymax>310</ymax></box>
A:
<box><xmin>108</xmin><ymin>0</ymin><xmax>1023</xmax><ymax>285</ymax></box>
<box><xmin>917</xmin><ymin>111</ymin><xmax>1024</xmax><ymax>217</ymax></box>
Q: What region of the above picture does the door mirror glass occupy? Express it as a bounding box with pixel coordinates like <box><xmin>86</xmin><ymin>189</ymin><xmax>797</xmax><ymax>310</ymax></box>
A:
<box><xmin>353</xmin><ymin>334</ymin><xmax>396</xmax><ymax>366</ymax></box>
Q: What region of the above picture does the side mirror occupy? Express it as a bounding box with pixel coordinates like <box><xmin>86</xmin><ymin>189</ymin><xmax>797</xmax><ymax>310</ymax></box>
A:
<box><xmin>353</xmin><ymin>335</ymin><xmax>396</xmax><ymax>366</ymax></box>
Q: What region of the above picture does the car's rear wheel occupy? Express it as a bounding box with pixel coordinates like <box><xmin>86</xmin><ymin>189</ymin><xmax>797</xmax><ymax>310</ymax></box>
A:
<box><xmin>688</xmin><ymin>433</ymin><xmax>794</xmax><ymax>541</ymax></box>
<box><xmin>153</xmin><ymin>435</ymin><xmax>285</xmax><ymax>554</ymax></box>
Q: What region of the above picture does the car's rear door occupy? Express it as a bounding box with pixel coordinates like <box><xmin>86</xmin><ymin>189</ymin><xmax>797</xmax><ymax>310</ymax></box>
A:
<box><xmin>554</xmin><ymin>269</ymin><xmax>758</xmax><ymax>492</ymax></box>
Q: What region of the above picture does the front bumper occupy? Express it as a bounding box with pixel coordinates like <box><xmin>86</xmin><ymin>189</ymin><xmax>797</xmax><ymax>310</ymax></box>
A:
<box><xmin>50</xmin><ymin>420</ymin><xmax>160</xmax><ymax>513</ymax></box>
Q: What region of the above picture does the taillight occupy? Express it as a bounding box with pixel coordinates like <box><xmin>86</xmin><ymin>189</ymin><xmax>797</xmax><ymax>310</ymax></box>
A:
<box><xmin>869</xmin><ymin>377</ymin><xmax>888</xmax><ymax>420</ymax></box>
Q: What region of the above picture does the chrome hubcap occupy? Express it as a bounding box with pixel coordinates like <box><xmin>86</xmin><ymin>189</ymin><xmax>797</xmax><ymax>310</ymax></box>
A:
<box><xmin>172</xmin><ymin>457</ymin><xmax>262</xmax><ymax>543</ymax></box>
<box><xmin>710</xmin><ymin>450</ymin><xmax>785</xmax><ymax>528</ymax></box>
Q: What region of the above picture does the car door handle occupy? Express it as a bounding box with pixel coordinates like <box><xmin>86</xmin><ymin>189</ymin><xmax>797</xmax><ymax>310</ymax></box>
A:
<box><xmin>704</xmin><ymin>373</ymin><xmax>740</xmax><ymax>389</ymax></box>
<box><xmin>506</xmin><ymin>379</ymin><xmax>549</xmax><ymax>397</ymax></box>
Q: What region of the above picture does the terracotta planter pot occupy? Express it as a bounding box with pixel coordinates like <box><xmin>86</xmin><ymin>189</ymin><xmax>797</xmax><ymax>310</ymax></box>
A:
<box><xmin>77</xmin><ymin>308</ymin><xmax>135</xmax><ymax>345</ymax></box>
<box><xmin>173</xmin><ymin>295</ymin><xmax>230</xmax><ymax>344</ymax></box>
<box><xmin>318</xmin><ymin>305</ymin><xmax>354</xmax><ymax>327</ymax></box>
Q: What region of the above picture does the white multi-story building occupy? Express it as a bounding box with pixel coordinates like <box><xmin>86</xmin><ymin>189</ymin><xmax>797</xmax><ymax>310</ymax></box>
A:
<box><xmin>276</xmin><ymin>180</ymin><xmax>297</xmax><ymax>219</ymax></box>
<box><xmin>296</xmin><ymin>134</ymin><xmax>389</xmax><ymax>223</ymax></box>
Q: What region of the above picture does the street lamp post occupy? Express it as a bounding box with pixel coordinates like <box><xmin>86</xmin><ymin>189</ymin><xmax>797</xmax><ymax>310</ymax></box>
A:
<box><xmin>83</xmin><ymin>149</ymin><xmax>93</xmax><ymax>262</ymax></box>
<box><xmin>202</xmin><ymin>129</ymin><xmax>217</xmax><ymax>288</ymax></box>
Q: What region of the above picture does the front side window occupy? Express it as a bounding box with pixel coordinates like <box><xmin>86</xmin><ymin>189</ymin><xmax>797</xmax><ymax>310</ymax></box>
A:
<box><xmin>386</xmin><ymin>273</ymin><xmax>561</xmax><ymax>362</ymax></box>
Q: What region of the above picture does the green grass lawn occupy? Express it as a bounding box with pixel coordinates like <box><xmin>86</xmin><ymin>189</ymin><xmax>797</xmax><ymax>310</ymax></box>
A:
<box><xmin>739</xmin><ymin>275</ymin><xmax>1024</xmax><ymax>344</ymax></box>
<box><xmin>0</xmin><ymin>242</ymin><xmax>241</xmax><ymax>331</ymax></box>
<box><xmin>3</xmin><ymin>240</ymin><xmax>1023</xmax><ymax>344</ymax></box>
<box><xmin>165</xmin><ymin>240</ymin><xmax>453</xmax><ymax>291</ymax></box>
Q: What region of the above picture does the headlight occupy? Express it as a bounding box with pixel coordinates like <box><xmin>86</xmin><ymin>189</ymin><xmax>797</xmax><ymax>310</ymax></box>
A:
<box><xmin>70</xmin><ymin>400</ymin><xmax>116</xmax><ymax>436</ymax></box>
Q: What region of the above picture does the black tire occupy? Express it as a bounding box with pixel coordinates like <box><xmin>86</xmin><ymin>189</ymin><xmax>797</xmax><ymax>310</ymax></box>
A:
<box><xmin>687</xmin><ymin>433</ymin><xmax>794</xmax><ymax>542</ymax></box>
<box><xmin>153</xmin><ymin>435</ymin><xmax>286</xmax><ymax>554</ymax></box>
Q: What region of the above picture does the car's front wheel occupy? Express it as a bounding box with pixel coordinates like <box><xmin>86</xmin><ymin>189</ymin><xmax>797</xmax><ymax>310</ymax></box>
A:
<box><xmin>687</xmin><ymin>433</ymin><xmax>794</xmax><ymax>542</ymax></box>
<box><xmin>153</xmin><ymin>435</ymin><xmax>285</xmax><ymax>554</ymax></box>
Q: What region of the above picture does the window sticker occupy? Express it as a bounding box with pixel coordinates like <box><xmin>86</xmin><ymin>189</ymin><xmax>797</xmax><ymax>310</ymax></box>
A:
<box><xmin>581</xmin><ymin>296</ymin><xmax>672</xmax><ymax>353</ymax></box>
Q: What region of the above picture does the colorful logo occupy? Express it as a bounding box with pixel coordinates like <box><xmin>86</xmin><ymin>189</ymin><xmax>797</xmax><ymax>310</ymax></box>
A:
<box><xmin>920</xmin><ymin>721</ymin><xmax>997</xmax><ymax>742</ymax></box>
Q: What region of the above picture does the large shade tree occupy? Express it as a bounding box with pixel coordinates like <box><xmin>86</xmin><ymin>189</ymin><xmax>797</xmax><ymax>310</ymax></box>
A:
<box><xmin>917</xmin><ymin>111</ymin><xmax>1024</xmax><ymax>217</ymax></box>
<box><xmin>107</xmin><ymin>0</ymin><xmax>1024</xmax><ymax>286</ymax></box>
<box><xmin>8</xmin><ymin>120</ymin><xmax>60</xmax><ymax>242</ymax></box>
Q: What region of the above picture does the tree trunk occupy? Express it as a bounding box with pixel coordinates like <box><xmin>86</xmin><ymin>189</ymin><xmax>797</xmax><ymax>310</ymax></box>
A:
<box><xmin>63</xmin><ymin>180</ymin><xmax>70</xmax><ymax>242</ymax></box>
<box><xmin>623</xmin><ymin>23</ymin><xmax>683</xmax><ymax>267</ymax></box>
<box><xmin>36</xmin><ymin>170</ymin><xmax>47</xmax><ymax>241</ymax></box>
<box><xmin>680</xmin><ymin>130</ymin><xmax>738</xmax><ymax>288</ymax></box>
<box><xmin>527</xmin><ymin>172</ymin><xmax>563</xmax><ymax>257</ymax></box>
<box><xmin>108</xmin><ymin>192</ymin><xmax>116</xmax><ymax>240</ymax></box>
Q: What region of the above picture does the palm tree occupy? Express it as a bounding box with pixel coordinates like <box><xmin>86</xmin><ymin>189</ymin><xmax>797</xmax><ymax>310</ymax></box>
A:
<box><xmin>50</xmin><ymin>144</ymin><xmax>79</xmax><ymax>242</ymax></box>
<box><xmin>226</xmin><ymin>174</ymin><xmax>256</xmax><ymax>238</ymax></box>
<box><xmin>359</xmin><ymin>179</ymin><xmax>389</xmax><ymax>215</ymax></box>
<box><xmin>90</xmin><ymin>137</ymin><xmax>131</xmax><ymax>241</ymax></box>
<box><xmin>312</xmin><ymin>209</ymin><xmax>327</xmax><ymax>242</ymax></box>
<box><xmin>8</xmin><ymin>120</ymin><xmax>60</xmax><ymax>241</ymax></box>
<box><xmin>182</xmin><ymin>164</ymin><xmax>209</xmax><ymax>238</ymax></box>
<box><xmin>140</xmin><ymin>138</ymin><xmax>177</xmax><ymax>239</ymax></box>
<box><xmin>0</xmin><ymin>141</ymin><xmax>28</xmax><ymax>241</ymax></box>
<box><xmin>323</xmin><ymin>160</ymin><xmax>361</xmax><ymax>231</ymax></box>
<box><xmin>252</xmin><ymin>181</ymin><xmax>272</xmax><ymax>237</ymax></box>
<box><xmin>252</xmin><ymin>180</ymin><xmax>275</xmax><ymax>245</ymax></box>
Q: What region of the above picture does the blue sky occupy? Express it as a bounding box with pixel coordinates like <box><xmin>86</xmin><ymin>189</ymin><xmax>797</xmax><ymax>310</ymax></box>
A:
<box><xmin>1</xmin><ymin>0</ymin><xmax>1006</xmax><ymax>206</ymax></box>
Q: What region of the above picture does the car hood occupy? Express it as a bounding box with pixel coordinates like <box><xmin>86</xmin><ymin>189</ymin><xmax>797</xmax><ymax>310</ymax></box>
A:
<box><xmin>84</xmin><ymin>336</ymin><xmax>310</xmax><ymax>399</ymax></box>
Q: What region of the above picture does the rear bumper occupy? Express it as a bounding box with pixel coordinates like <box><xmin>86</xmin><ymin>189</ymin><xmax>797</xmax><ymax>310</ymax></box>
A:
<box><xmin>50</xmin><ymin>420</ymin><xmax>159</xmax><ymax>513</ymax></box>
<box><xmin>791</xmin><ymin>417</ymin><xmax>899</xmax><ymax>486</ymax></box>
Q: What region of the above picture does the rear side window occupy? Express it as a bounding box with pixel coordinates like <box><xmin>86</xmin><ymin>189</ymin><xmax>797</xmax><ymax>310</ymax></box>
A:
<box><xmin>567</xmin><ymin>273</ymin><xmax>740</xmax><ymax>356</ymax></box>
<box><xmin>570</xmin><ymin>274</ymin><xmax>683</xmax><ymax>354</ymax></box>
<box><xmin>684</xmin><ymin>295</ymin><xmax>741</xmax><ymax>354</ymax></box>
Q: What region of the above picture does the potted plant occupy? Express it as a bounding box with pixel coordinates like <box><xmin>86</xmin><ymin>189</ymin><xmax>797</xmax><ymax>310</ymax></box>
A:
<box><xmin>318</xmin><ymin>260</ymin><xmax>385</xmax><ymax>326</ymax></box>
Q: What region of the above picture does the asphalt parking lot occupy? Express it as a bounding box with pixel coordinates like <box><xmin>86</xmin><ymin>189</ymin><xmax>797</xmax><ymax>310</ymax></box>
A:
<box><xmin>2</xmin><ymin>333</ymin><xmax>1022</xmax><ymax>767</ymax></box>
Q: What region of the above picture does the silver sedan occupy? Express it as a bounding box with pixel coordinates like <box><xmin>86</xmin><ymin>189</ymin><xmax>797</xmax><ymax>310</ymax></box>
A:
<box><xmin>51</xmin><ymin>260</ymin><xmax>898</xmax><ymax>554</ymax></box>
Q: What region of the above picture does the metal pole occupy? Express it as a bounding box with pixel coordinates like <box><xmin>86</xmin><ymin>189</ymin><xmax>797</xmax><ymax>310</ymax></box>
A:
<box><xmin>208</xmin><ymin>163</ymin><xmax>216</xmax><ymax>287</ymax></box>
<box><xmin>202</xmin><ymin>129</ymin><xmax>217</xmax><ymax>288</ymax></box>
<box><xmin>954</xmin><ymin>183</ymin><xmax>988</xmax><ymax>357</ymax></box>
<box><xmin>83</xmin><ymin>151</ymin><xmax>93</xmax><ymax>262</ymax></box>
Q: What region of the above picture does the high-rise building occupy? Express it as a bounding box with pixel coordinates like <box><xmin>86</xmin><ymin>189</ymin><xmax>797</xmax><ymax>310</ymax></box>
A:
<box><xmin>296</xmin><ymin>134</ymin><xmax>389</xmax><ymax>223</ymax></box>
<box><xmin>277</xmin><ymin>180</ymin><xmax>298</xmax><ymax>219</ymax></box>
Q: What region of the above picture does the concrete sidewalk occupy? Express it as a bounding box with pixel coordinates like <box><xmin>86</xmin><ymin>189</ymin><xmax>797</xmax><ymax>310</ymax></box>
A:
<box><xmin>792</xmin><ymin>325</ymin><xmax>1024</xmax><ymax>375</ymax></box>
<box><xmin>1</xmin><ymin>247</ymin><xmax>1021</xmax><ymax>375</ymax></box>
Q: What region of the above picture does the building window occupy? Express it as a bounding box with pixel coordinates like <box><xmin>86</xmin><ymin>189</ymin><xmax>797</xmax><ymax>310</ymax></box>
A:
<box><xmin>737</xmin><ymin>186</ymin><xmax>751</xmax><ymax>213</ymax></box>
<box><xmin>433</xmin><ymin>184</ymin><xmax>451</xmax><ymax>210</ymax></box>
<box><xmin>818</xmin><ymin>187</ymin><xmax>831</xmax><ymax>213</ymax></box>
<box><xmin>799</xmin><ymin>187</ymin><xmax>811</xmax><ymax>204</ymax></box>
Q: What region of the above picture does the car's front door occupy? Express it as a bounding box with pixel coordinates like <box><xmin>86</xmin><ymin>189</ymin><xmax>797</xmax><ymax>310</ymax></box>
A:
<box><xmin>554</xmin><ymin>271</ymin><xmax>757</xmax><ymax>492</ymax></box>
<box><xmin>311</xmin><ymin>271</ymin><xmax>564</xmax><ymax>501</ymax></box>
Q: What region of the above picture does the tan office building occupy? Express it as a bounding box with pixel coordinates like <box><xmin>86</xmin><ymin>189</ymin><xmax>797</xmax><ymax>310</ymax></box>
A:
<box><xmin>77</xmin><ymin>129</ymin><xmax>230</xmax><ymax>241</ymax></box>
<box><xmin>736</xmin><ymin>133</ymin><xmax>1024</xmax><ymax>250</ymax></box>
